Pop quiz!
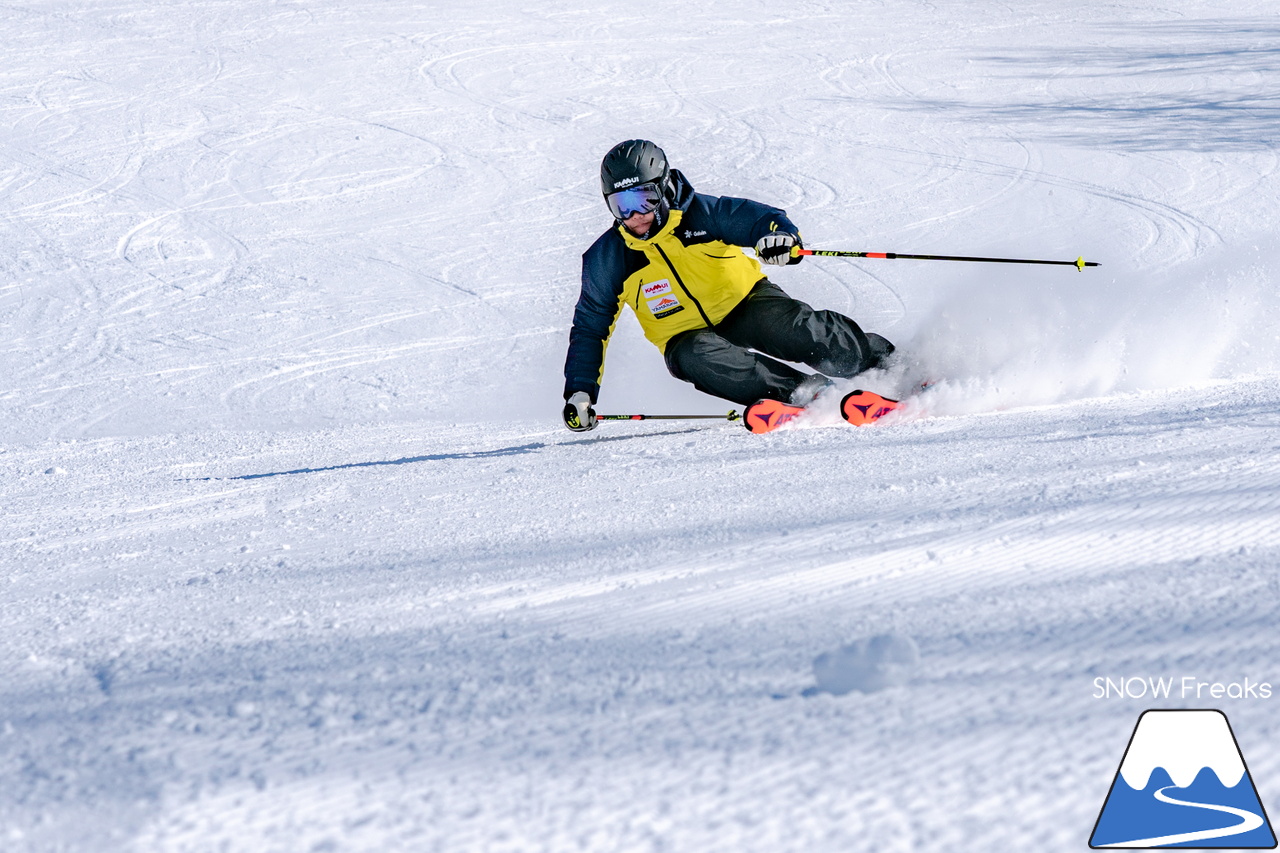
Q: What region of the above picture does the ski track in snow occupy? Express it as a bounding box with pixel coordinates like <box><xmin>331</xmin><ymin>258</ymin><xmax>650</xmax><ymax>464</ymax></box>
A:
<box><xmin>2</xmin><ymin>1</ymin><xmax>1280</xmax><ymax>851</ymax></box>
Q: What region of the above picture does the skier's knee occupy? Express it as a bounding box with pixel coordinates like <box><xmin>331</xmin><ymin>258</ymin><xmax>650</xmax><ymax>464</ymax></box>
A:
<box><xmin>865</xmin><ymin>333</ymin><xmax>895</xmax><ymax>369</ymax></box>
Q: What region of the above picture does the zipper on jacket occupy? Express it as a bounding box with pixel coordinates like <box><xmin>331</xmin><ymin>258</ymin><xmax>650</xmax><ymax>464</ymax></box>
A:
<box><xmin>653</xmin><ymin>243</ymin><xmax>714</xmax><ymax>329</ymax></box>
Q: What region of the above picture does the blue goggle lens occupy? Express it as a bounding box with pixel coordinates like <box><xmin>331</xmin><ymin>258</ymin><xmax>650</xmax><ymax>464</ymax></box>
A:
<box><xmin>606</xmin><ymin>184</ymin><xmax>663</xmax><ymax>220</ymax></box>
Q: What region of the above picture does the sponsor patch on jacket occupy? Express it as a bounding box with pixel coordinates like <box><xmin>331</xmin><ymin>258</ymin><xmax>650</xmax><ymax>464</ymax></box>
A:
<box><xmin>642</xmin><ymin>279</ymin><xmax>672</xmax><ymax>299</ymax></box>
<box><xmin>646</xmin><ymin>293</ymin><xmax>685</xmax><ymax>319</ymax></box>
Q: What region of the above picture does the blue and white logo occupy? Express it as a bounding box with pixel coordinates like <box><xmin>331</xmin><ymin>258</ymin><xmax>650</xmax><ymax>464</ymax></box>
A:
<box><xmin>1091</xmin><ymin>710</ymin><xmax>1276</xmax><ymax>848</ymax></box>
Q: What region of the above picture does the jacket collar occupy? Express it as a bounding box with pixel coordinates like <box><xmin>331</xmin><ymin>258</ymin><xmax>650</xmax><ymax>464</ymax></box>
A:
<box><xmin>619</xmin><ymin>207</ymin><xmax>684</xmax><ymax>250</ymax></box>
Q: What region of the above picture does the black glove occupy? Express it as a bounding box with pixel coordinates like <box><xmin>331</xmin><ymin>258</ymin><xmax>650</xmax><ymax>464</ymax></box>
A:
<box><xmin>562</xmin><ymin>391</ymin><xmax>597</xmax><ymax>431</ymax></box>
<box><xmin>755</xmin><ymin>232</ymin><xmax>802</xmax><ymax>266</ymax></box>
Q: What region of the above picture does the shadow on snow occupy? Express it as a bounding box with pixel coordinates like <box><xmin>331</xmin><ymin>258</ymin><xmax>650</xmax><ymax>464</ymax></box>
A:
<box><xmin>195</xmin><ymin>427</ymin><xmax>708</xmax><ymax>481</ymax></box>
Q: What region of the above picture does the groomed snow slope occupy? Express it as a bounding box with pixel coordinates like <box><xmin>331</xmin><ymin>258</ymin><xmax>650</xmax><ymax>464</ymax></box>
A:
<box><xmin>2</xmin><ymin>2</ymin><xmax>1279</xmax><ymax>851</ymax></box>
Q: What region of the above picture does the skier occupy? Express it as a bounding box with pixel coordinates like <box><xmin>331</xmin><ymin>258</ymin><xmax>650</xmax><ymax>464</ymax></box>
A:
<box><xmin>562</xmin><ymin>139</ymin><xmax>895</xmax><ymax>432</ymax></box>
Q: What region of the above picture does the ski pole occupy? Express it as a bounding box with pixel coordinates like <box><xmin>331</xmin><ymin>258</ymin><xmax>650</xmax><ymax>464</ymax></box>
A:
<box><xmin>792</xmin><ymin>246</ymin><xmax>1099</xmax><ymax>271</ymax></box>
<box><xmin>597</xmin><ymin>410</ymin><xmax>741</xmax><ymax>422</ymax></box>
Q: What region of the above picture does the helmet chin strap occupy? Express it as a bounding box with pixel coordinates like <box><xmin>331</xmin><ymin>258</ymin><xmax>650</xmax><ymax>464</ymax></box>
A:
<box><xmin>644</xmin><ymin>198</ymin><xmax>669</xmax><ymax>238</ymax></box>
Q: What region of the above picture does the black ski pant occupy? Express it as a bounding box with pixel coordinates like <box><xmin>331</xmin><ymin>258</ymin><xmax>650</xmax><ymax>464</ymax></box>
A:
<box><xmin>663</xmin><ymin>279</ymin><xmax>894</xmax><ymax>406</ymax></box>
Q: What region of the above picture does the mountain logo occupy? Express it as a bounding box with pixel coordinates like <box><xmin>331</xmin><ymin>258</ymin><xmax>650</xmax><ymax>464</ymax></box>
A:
<box><xmin>1090</xmin><ymin>710</ymin><xmax>1276</xmax><ymax>849</ymax></box>
<box><xmin>646</xmin><ymin>294</ymin><xmax>684</xmax><ymax>319</ymax></box>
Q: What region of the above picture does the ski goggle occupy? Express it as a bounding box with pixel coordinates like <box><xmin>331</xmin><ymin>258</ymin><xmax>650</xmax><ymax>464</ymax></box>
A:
<box><xmin>605</xmin><ymin>183</ymin><xmax>664</xmax><ymax>220</ymax></box>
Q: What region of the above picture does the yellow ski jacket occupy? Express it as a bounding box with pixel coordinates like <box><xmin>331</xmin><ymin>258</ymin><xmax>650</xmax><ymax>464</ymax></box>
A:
<box><xmin>564</xmin><ymin>170</ymin><xmax>800</xmax><ymax>401</ymax></box>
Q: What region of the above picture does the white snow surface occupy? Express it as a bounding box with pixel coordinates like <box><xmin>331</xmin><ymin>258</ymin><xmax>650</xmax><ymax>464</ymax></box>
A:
<box><xmin>3</xmin><ymin>1</ymin><xmax>1280</xmax><ymax>850</ymax></box>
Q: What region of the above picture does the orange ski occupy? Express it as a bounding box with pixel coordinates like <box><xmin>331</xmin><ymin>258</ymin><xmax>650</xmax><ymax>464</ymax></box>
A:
<box><xmin>743</xmin><ymin>398</ymin><xmax>807</xmax><ymax>434</ymax></box>
<box><xmin>840</xmin><ymin>389</ymin><xmax>902</xmax><ymax>426</ymax></box>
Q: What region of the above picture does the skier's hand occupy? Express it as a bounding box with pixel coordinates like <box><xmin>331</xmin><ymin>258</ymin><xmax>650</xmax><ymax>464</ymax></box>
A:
<box><xmin>755</xmin><ymin>232</ymin><xmax>802</xmax><ymax>266</ymax></box>
<box><xmin>562</xmin><ymin>391</ymin><xmax>597</xmax><ymax>432</ymax></box>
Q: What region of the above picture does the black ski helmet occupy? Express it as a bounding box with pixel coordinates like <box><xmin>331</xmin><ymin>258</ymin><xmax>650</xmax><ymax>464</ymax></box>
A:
<box><xmin>600</xmin><ymin>139</ymin><xmax>669</xmax><ymax>198</ymax></box>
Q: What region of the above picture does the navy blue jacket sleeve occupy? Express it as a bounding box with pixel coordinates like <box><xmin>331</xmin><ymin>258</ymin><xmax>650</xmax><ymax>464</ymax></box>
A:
<box><xmin>697</xmin><ymin>193</ymin><xmax>800</xmax><ymax>249</ymax></box>
<box><xmin>563</xmin><ymin>233</ymin><xmax>625</xmax><ymax>402</ymax></box>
